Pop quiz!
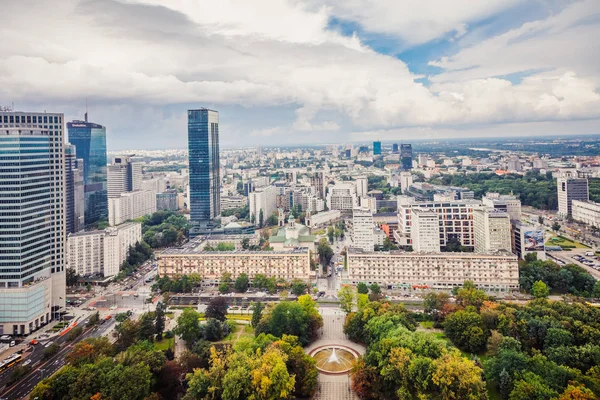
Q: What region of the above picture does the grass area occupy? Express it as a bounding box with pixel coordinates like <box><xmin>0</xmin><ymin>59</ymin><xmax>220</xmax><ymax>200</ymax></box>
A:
<box><xmin>154</xmin><ymin>337</ymin><xmax>174</xmax><ymax>351</ymax></box>
<box><xmin>218</xmin><ymin>323</ymin><xmax>255</xmax><ymax>344</ymax></box>
<box><xmin>165</xmin><ymin>312</ymin><xmax>174</xmax><ymax>319</ymax></box>
<box><xmin>198</xmin><ymin>314</ymin><xmax>252</xmax><ymax>322</ymax></box>
<box><xmin>420</xmin><ymin>321</ymin><xmax>434</xmax><ymax>329</ymax></box>
<box><xmin>545</xmin><ymin>235</ymin><xmax>591</xmax><ymax>249</ymax></box>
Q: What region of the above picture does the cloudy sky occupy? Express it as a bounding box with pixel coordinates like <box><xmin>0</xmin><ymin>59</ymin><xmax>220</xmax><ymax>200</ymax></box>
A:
<box><xmin>1</xmin><ymin>0</ymin><xmax>599</xmax><ymax>150</ymax></box>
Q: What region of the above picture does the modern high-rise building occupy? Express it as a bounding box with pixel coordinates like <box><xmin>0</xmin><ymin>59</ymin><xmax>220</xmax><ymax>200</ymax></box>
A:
<box><xmin>473</xmin><ymin>208</ymin><xmax>512</xmax><ymax>253</ymax></box>
<box><xmin>65</xmin><ymin>144</ymin><xmax>85</xmax><ymax>234</ymax></box>
<box><xmin>373</xmin><ymin>141</ymin><xmax>381</xmax><ymax>155</ymax></box>
<box><xmin>310</xmin><ymin>172</ymin><xmax>325</xmax><ymax>199</ymax></box>
<box><xmin>557</xmin><ymin>177</ymin><xmax>589</xmax><ymax>217</ymax></box>
<box><xmin>188</xmin><ymin>109</ymin><xmax>220</xmax><ymax>236</ymax></box>
<box><xmin>400</xmin><ymin>144</ymin><xmax>412</xmax><ymax>170</ymax></box>
<box><xmin>0</xmin><ymin>111</ymin><xmax>67</xmax><ymax>335</ymax></box>
<box><xmin>411</xmin><ymin>209</ymin><xmax>440</xmax><ymax>252</ymax></box>
<box><xmin>352</xmin><ymin>208</ymin><xmax>375</xmax><ymax>252</ymax></box>
<box><xmin>392</xmin><ymin>143</ymin><xmax>399</xmax><ymax>153</ymax></box>
<box><xmin>107</xmin><ymin>155</ymin><xmax>142</xmax><ymax>198</ymax></box>
<box><xmin>67</xmin><ymin>116</ymin><xmax>108</xmax><ymax>225</ymax></box>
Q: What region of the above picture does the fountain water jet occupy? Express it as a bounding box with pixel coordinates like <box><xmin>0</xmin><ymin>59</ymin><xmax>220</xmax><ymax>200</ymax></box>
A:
<box><xmin>328</xmin><ymin>348</ymin><xmax>340</xmax><ymax>364</ymax></box>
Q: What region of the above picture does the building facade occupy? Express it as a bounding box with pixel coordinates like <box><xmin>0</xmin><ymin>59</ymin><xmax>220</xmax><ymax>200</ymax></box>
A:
<box><xmin>156</xmin><ymin>190</ymin><xmax>179</xmax><ymax>211</ymax></box>
<box><xmin>473</xmin><ymin>208</ymin><xmax>512</xmax><ymax>253</ymax></box>
<box><xmin>352</xmin><ymin>208</ymin><xmax>375</xmax><ymax>252</ymax></box>
<box><xmin>306</xmin><ymin>210</ymin><xmax>341</xmax><ymax>228</ymax></box>
<box><xmin>373</xmin><ymin>141</ymin><xmax>381</xmax><ymax>155</ymax></box>
<box><xmin>482</xmin><ymin>192</ymin><xmax>522</xmax><ymax>221</ymax></box>
<box><xmin>188</xmin><ymin>109</ymin><xmax>220</xmax><ymax>236</ymax></box>
<box><xmin>158</xmin><ymin>248</ymin><xmax>312</xmax><ymax>283</ymax></box>
<box><xmin>410</xmin><ymin>209</ymin><xmax>440</xmax><ymax>252</ymax></box>
<box><xmin>248</xmin><ymin>185</ymin><xmax>277</xmax><ymax>225</ymax></box>
<box><xmin>347</xmin><ymin>249</ymin><xmax>519</xmax><ymax>293</ymax></box>
<box><xmin>67</xmin><ymin>222</ymin><xmax>142</xmax><ymax>277</ymax></box>
<box><xmin>220</xmin><ymin>196</ymin><xmax>247</xmax><ymax>211</ymax></box>
<box><xmin>326</xmin><ymin>183</ymin><xmax>357</xmax><ymax>212</ymax></box>
<box><xmin>65</xmin><ymin>144</ymin><xmax>85</xmax><ymax>233</ymax></box>
<box><xmin>67</xmin><ymin>117</ymin><xmax>107</xmax><ymax>225</ymax></box>
<box><xmin>107</xmin><ymin>156</ymin><xmax>142</xmax><ymax>198</ymax></box>
<box><xmin>400</xmin><ymin>144</ymin><xmax>412</xmax><ymax>170</ymax></box>
<box><xmin>557</xmin><ymin>177</ymin><xmax>589</xmax><ymax>217</ymax></box>
<box><xmin>0</xmin><ymin>111</ymin><xmax>67</xmax><ymax>335</ymax></box>
<box><xmin>108</xmin><ymin>190</ymin><xmax>156</xmax><ymax>226</ymax></box>
<box><xmin>572</xmin><ymin>200</ymin><xmax>600</xmax><ymax>227</ymax></box>
<box><xmin>396</xmin><ymin>195</ymin><xmax>479</xmax><ymax>249</ymax></box>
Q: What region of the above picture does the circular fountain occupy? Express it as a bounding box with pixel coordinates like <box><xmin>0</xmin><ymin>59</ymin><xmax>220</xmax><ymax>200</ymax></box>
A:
<box><xmin>309</xmin><ymin>345</ymin><xmax>359</xmax><ymax>375</ymax></box>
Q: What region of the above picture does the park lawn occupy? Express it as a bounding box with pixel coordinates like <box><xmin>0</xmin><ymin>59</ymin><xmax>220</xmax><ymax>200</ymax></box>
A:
<box><xmin>154</xmin><ymin>337</ymin><xmax>174</xmax><ymax>351</ymax></box>
<box><xmin>218</xmin><ymin>323</ymin><xmax>254</xmax><ymax>343</ymax></box>
<box><xmin>545</xmin><ymin>235</ymin><xmax>591</xmax><ymax>249</ymax></box>
<box><xmin>420</xmin><ymin>321</ymin><xmax>434</xmax><ymax>329</ymax></box>
<box><xmin>165</xmin><ymin>312</ymin><xmax>174</xmax><ymax>319</ymax></box>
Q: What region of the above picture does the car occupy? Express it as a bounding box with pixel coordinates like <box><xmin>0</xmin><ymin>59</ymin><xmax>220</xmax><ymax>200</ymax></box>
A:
<box><xmin>22</xmin><ymin>359</ymin><xmax>32</xmax><ymax>366</ymax></box>
<box><xmin>9</xmin><ymin>341</ymin><xmax>15</xmax><ymax>347</ymax></box>
<box><xmin>44</xmin><ymin>341</ymin><xmax>53</xmax><ymax>348</ymax></box>
<box><xmin>30</xmin><ymin>339</ymin><xmax>38</xmax><ymax>345</ymax></box>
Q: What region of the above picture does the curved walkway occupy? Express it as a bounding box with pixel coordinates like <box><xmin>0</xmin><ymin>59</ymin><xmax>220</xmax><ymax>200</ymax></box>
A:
<box><xmin>305</xmin><ymin>307</ymin><xmax>364</xmax><ymax>400</ymax></box>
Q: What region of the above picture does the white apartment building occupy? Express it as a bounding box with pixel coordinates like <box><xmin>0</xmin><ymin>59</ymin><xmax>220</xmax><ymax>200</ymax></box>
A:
<box><xmin>107</xmin><ymin>156</ymin><xmax>143</xmax><ymax>198</ymax></box>
<box><xmin>67</xmin><ymin>222</ymin><xmax>142</xmax><ymax>277</ymax></box>
<box><xmin>396</xmin><ymin>195</ymin><xmax>479</xmax><ymax>249</ymax></box>
<box><xmin>399</xmin><ymin>171</ymin><xmax>413</xmax><ymax>194</ymax></box>
<box><xmin>411</xmin><ymin>209</ymin><xmax>440</xmax><ymax>252</ymax></box>
<box><xmin>473</xmin><ymin>208</ymin><xmax>512</xmax><ymax>253</ymax></box>
<box><xmin>355</xmin><ymin>177</ymin><xmax>368</xmax><ymax>198</ymax></box>
<box><xmin>482</xmin><ymin>192</ymin><xmax>522</xmax><ymax>221</ymax></box>
<box><xmin>248</xmin><ymin>185</ymin><xmax>277</xmax><ymax>223</ymax></box>
<box><xmin>352</xmin><ymin>208</ymin><xmax>375</xmax><ymax>251</ymax></box>
<box><xmin>108</xmin><ymin>190</ymin><xmax>157</xmax><ymax>226</ymax></box>
<box><xmin>347</xmin><ymin>249</ymin><xmax>519</xmax><ymax>293</ymax></box>
<box><xmin>326</xmin><ymin>182</ymin><xmax>357</xmax><ymax>212</ymax></box>
<box><xmin>572</xmin><ymin>200</ymin><xmax>600</xmax><ymax>227</ymax></box>
<box><xmin>306</xmin><ymin>210</ymin><xmax>341</xmax><ymax>228</ymax></box>
<box><xmin>221</xmin><ymin>196</ymin><xmax>247</xmax><ymax>211</ymax></box>
<box><xmin>158</xmin><ymin>248</ymin><xmax>312</xmax><ymax>283</ymax></box>
<box><xmin>142</xmin><ymin>178</ymin><xmax>168</xmax><ymax>195</ymax></box>
<box><xmin>558</xmin><ymin>177</ymin><xmax>589</xmax><ymax>217</ymax></box>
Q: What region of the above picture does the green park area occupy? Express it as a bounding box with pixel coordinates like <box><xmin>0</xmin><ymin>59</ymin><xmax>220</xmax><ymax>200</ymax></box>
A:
<box><xmin>545</xmin><ymin>235</ymin><xmax>590</xmax><ymax>249</ymax></box>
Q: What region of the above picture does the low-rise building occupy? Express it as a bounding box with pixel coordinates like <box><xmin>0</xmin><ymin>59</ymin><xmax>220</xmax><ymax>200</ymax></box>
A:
<box><xmin>346</xmin><ymin>249</ymin><xmax>519</xmax><ymax>293</ymax></box>
<box><xmin>572</xmin><ymin>200</ymin><xmax>600</xmax><ymax>227</ymax></box>
<box><xmin>158</xmin><ymin>247</ymin><xmax>312</xmax><ymax>283</ymax></box>
<box><xmin>67</xmin><ymin>222</ymin><xmax>142</xmax><ymax>277</ymax></box>
<box><xmin>108</xmin><ymin>190</ymin><xmax>157</xmax><ymax>226</ymax></box>
<box><xmin>305</xmin><ymin>210</ymin><xmax>341</xmax><ymax>228</ymax></box>
<box><xmin>156</xmin><ymin>190</ymin><xmax>179</xmax><ymax>211</ymax></box>
<box><xmin>221</xmin><ymin>196</ymin><xmax>247</xmax><ymax>211</ymax></box>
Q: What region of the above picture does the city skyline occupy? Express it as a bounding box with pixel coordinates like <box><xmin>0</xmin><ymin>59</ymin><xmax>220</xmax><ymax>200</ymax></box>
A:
<box><xmin>0</xmin><ymin>1</ymin><xmax>598</xmax><ymax>149</ymax></box>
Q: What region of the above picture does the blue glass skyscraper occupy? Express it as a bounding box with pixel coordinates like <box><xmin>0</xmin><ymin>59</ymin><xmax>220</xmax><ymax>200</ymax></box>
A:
<box><xmin>188</xmin><ymin>108</ymin><xmax>220</xmax><ymax>236</ymax></box>
<box><xmin>401</xmin><ymin>144</ymin><xmax>412</xmax><ymax>170</ymax></box>
<box><xmin>67</xmin><ymin>116</ymin><xmax>107</xmax><ymax>225</ymax></box>
<box><xmin>373</xmin><ymin>141</ymin><xmax>381</xmax><ymax>155</ymax></box>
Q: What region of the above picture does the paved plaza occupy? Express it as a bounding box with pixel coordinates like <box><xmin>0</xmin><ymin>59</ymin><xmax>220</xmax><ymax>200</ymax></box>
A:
<box><xmin>305</xmin><ymin>307</ymin><xmax>365</xmax><ymax>400</ymax></box>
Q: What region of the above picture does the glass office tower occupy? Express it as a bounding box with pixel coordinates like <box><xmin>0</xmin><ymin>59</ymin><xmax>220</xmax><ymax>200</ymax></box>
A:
<box><xmin>373</xmin><ymin>141</ymin><xmax>381</xmax><ymax>155</ymax></box>
<box><xmin>188</xmin><ymin>108</ymin><xmax>220</xmax><ymax>237</ymax></box>
<box><xmin>0</xmin><ymin>111</ymin><xmax>66</xmax><ymax>335</ymax></box>
<box><xmin>67</xmin><ymin>118</ymin><xmax>108</xmax><ymax>225</ymax></box>
<box><xmin>401</xmin><ymin>144</ymin><xmax>412</xmax><ymax>170</ymax></box>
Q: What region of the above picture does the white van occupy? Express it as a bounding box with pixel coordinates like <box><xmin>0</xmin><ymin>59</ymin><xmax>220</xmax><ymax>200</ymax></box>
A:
<box><xmin>585</xmin><ymin>251</ymin><xmax>594</xmax><ymax>256</ymax></box>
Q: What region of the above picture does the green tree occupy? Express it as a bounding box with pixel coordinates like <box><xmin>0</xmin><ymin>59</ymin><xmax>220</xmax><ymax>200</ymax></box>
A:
<box><xmin>205</xmin><ymin>297</ymin><xmax>228</xmax><ymax>322</ymax></box>
<box><xmin>431</xmin><ymin>351</ymin><xmax>489</xmax><ymax>400</ymax></box>
<box><xmin>259</xmin><ymin>209</ymin><xmax>264</xmax><ymax>228</ymax></box>
<box><xmin>317</xmin><ymin>238</ymin><xmax>334</xmax><ymax>266</ymax></box>
<box><xmin>252</xmin><ymin>302</ymin><xmax>265</xmax><ymax>328</ymax></box>
<box><xmin>253</xmin><ymin>273</ymin><xmax>268</xmax><ymax>290</ymax></box>
<box><xmin>234</xmin><ymin>273</ymin><xmax>250</xmax><ymax>293</ymax></box>
<box><xmin>290</xmin><ymin>279</ymin><xmax>307</xmax><ymax>296</ymax></box>
<box><xmin>138</xmin><ymin>313</ymin><xmax>156</xmax><ymax>342</ymax></box>
<box><xmin>357</xmin><ymin>282</ymin><xmax>369</xmax><ymax>294</ymax></box>
<box><xmin>338</xmin><ymin>286</ymin><xmax>355</xmax><ymax>313</ymax></box>
<box><xmin>499</xmin><ymin>368</ymin><xmax>512</xmax><ymax>400</ymax></box>
<box><xmin>444</xmin><ymin>310</ymin><xmax>488</xmax><ymax>353</ymax></box>
<box><xmin>509</xmin><ymin>372</ymin><xmax>557</xmax><ymax>400</ymax></box>
<box><xmin>531</xmin><ymin>280</ymin><xmax>550</xmax><ymax>299</ymax></box>
<box><xmin>552</xmin><ymin>222</ymin><xmax>561</xmax><ymax>233</ymax></box>
<box><xmin>369</xmin><ymin>283</ymin><xmax>383</xmax><ymax>301</ymax></box>
<box><xmin>174</xmin><ymin>308</ymin><xmax>202</xmax><ymax>348</ymax></box>
<box><xmin>456</xmin><ymin>281</ymin><xmax>488</xmax><ymax>309</ymax></box>
<box><xmin>155</xmin><ymin>301</ymin><xmax>166</xmax><ymax>340</ymax></box>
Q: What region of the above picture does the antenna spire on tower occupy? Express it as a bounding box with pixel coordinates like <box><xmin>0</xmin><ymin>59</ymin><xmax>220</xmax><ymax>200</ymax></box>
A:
<box><xmin>85</xmin><ymin>98</ymin><xmax>88</xmax><ymax>122</ymax></box>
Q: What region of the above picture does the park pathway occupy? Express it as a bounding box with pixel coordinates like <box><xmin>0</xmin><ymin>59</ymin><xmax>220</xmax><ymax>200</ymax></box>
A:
<box><xmin>305</xmin><ymin>307</ymin><xmax>365</xmax><ymax>400</ymax></box>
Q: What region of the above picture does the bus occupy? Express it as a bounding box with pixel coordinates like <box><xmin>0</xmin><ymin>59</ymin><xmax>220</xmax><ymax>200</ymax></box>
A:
<box><xmin>0</xmin><ymin>353</ymin><xmax>22</xmax><ymax>373</ymax></box>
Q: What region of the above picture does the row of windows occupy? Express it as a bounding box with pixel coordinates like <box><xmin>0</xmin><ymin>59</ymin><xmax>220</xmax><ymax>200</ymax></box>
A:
<box><xmin>1</xmin><ymin>115</ymin><xmax>61</xmax><ymax>124</ymax></box>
